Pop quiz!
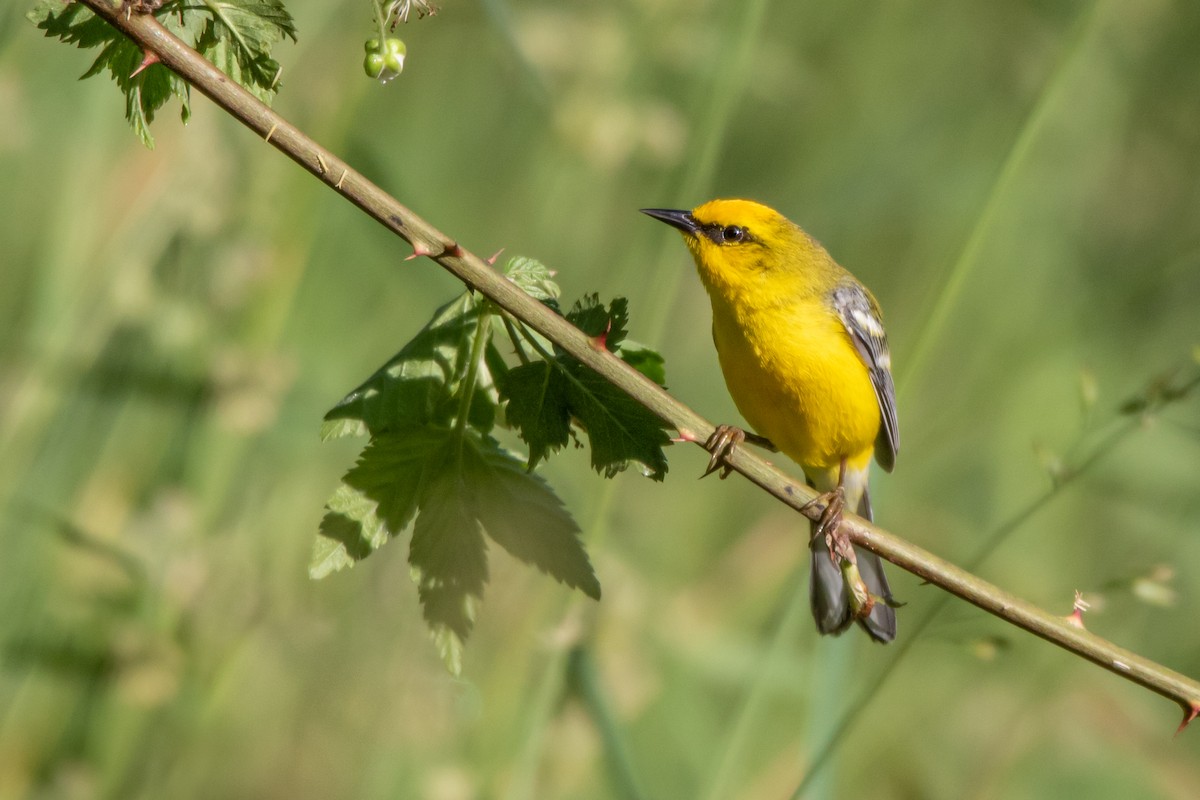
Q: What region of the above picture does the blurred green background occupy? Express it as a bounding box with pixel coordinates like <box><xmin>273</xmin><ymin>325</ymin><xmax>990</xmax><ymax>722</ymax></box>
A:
<box><xmin>2</xmin><ymin>0</ymin><xmax>1199</xmax><ymax>797</ymax></box>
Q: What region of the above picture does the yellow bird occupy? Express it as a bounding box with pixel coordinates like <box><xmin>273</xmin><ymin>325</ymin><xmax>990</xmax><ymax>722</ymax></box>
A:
<box><xmin>643</xmin><ymin>199</ymin><xmax>899</xmax><ymax>642</ymax></box>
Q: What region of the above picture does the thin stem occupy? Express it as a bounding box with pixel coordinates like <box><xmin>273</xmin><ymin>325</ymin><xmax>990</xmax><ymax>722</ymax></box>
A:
<box><xmin>500</xmin><ymin>313</ymin><xmax>532</xmax><ymax>366</ymax></box>
<box><xmin>782</xmin><ymin>3</ymin><xmax>1120</xmax><ymax>791</ymax></box>
<box><xmin>453</xmin><ymin>306</ymin><xmax>492</xmax><ymax>438</ymax></box>
<box><xmin>640</xmin><ymin>0</ymin><xmax>771</xmax><ymax>342</ymax></box>
<box><xmin>78</xmin><ymin>0</ymin><xmax>1200</xmax><ymax>726</ymax></box>
<box><xmin>514</xmin><ymin>320</ymin><xmax>557</xmax><ymax>364</ymax></box>
<box><xmin>787</xmin><ymin>414</ymin><xmax>1140</xmax><ymax>800</ymax></box>
<box><xmin>503</xmin><ymin>641</ymin><xmax>573</xmax><ymax>800</ymax></box>
<box><xmin>702</xmin><ymin>576</ymin><xmax>810</xmax><ymax>800</ymax></box>
<box><xmin>372</xmin><ymin>0</ymin><xmax>390</xmax><ymax>45</ymax></box>
<box><xmin>897</xmin><ymin>0</ymin><xmax>1106</xmax><ymax>400</ymax></box>
<box><xmin>567</xmin><ymin>646</ymin><xmax>649</xmax><ymax>800</ymax></box>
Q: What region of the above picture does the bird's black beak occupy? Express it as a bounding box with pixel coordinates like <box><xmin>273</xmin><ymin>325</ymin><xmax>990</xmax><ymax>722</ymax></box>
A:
<box><xmin>640</xmin><ymin>207</ymin><xmax>700</xmax><ymax>234</ymax></box>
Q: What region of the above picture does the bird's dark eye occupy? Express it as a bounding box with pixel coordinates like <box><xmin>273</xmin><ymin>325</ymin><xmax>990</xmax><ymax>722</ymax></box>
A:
<box><xmin>721</xmin><ymin>225</ymin><xmax>746</xmax><ymax>243</ymax></box>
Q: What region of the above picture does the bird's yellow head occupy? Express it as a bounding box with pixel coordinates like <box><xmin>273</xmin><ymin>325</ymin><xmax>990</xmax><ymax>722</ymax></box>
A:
<box><xmin>641</xmin><ymin>199</ymin><xmax>834</xmax><ymax>303</ymax></box>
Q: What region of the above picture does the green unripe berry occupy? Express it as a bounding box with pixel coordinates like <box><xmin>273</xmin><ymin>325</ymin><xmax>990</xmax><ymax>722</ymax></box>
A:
<box><xmin>363</xmin><ymin>36</ymin><xmax>406</xmax><ymax>82</ymax></box>
<box><xmin>363</xmin><ymin>52</ymin><xmax>385</xmax><ymax>79</ymax></box>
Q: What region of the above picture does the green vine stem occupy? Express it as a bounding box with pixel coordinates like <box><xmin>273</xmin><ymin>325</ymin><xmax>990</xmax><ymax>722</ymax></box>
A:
<box><xmin>566</xmin><ymin>646</ymin><xmax>649</xmax><ymax>800</ymax></box>
<box><xmin>77</xmin><ymin>0</ymin><xmax>1200</xmax><ymax>730</ymax></box>
<box><xmin>453</xmin><ymin>305</ymin><xmax>491</xmax><ymax>438</ymax></box>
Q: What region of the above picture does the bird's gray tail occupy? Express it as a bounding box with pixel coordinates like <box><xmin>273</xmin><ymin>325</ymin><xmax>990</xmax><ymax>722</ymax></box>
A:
<box><xmin>808</xmin><ymin>487</ymin><xmax>897</xmax><ymax>643</ymax></box>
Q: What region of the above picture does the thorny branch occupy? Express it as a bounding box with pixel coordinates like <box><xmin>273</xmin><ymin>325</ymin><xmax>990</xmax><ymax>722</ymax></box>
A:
<box><xmin>76</xmin><ymin>0</ymin><xmax>1200</xmax><ymax>732</ymax></box>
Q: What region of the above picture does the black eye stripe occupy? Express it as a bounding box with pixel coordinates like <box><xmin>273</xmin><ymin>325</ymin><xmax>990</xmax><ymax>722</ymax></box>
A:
<box><xmin>702</xmin><ymin>224</ymin><xmax>750</xmax><ymax>244</ymax></box>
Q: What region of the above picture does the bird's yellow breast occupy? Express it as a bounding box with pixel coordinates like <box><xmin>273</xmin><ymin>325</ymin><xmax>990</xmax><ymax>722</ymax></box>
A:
<box><xmin>710</xmin><ymin>294</ymin><xmax>879</xmax><ymax>474</ymax></box>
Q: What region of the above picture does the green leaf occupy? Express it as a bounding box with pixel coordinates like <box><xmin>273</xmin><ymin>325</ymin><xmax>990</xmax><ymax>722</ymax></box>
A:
<box><xmin>344</xmin><ymin>429</ymin><xmax>449</xmax><ymax>534</ymax></box>
<box><xmin>310</xmin><ymin>484</ymin><xmax>386</xmax><ymax>578</ymax></box>
<box><xmin>497</xmin><ymin>293</ymin><xmax>669</xmax><ymax>478</ymax></box>
<box><xmin>29</xmin><ymin>0</ymin><xmax>295</xmax><ymax>148</ymax></box>
<box><xmin>409</xmin><ymin>445</ymin><xmax>490</xmax><ymax>672</ymax></box>
<box><xmin>310</xmin><ymin>427</ymin><xmax>448</xmax><ymax>577</ymax></box>
<box><xmin>323</xmin><ymin>293</ymin><xmax>497</xmax><ymax>437</ymax></box>
<box><xmin>498</xmin><ymin>354</ymin><xmax>669</xmax><ymax>480</ymax></box>
<box><xmin>566</xmin><ymin>294</ymin><xmax>628</xmax><ymax>351</ymax></box>
<box><xmin>496</xmin><ymin>361</ymin><xmax>572</xmax><ymax>470</ymax></box>
<box><xmin>565</xmin><ymin>363</ymin><xmax>669</xmax><ymax>480</ymax></box>
<box><xmin>30</xmin><ymin>1</ymin><xmax>191</xmax><ymax>148</ymax></box>
<box><xmin>313</xmin><ymin>424</ymin><xmax>597</xmax><ymax>674</ymax></box>
<box><xmin>207</xmin><ymin>0</ymin><xmax>298</xmax><ymax>47</ymax></box>
<box><xmin>618</xmin><ymin>339</ymin><xmax>667</xmax><ymax>386</ymax></box>
<box><xmin>195</xmin><ymin>0</ymin><xmax>297</xmax><ymax>106</ymax></box>
<box><xmin>467</xmin><ymin>436</ymin><xmax>600</xmax><ymax>600</ymax></box>
<box><xmin>28</xmin><ymin>2</ymin><xmax>114</xmax><ymax>49</ymax></box>
<box><xmin>503</xmin><ymin>256</ymin><xmax>561</xmax><ymax>302</ymax></box>
<box><xmin>319</xmin><ymin>418</ymin><xmax>367</xmax><ymax>441</ymax></box>
<box><xmin>313</xmin><ymin>270</ymin><xmax>666</xmax><ymax>670</ymax></box>
<box><xmin>409</xmin><ymin>431</ymin><xmax>600</xmax><ymax>668</ymax></box>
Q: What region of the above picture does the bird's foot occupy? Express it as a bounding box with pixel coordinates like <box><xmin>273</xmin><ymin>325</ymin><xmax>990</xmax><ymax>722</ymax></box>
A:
<box><xmin>802</xmin><ymin>485</ymin><xmax>848</xmax><ymax>560</ymax></box>
<box><xmin>701</xmin><ymin>425</ymin><xmax>777</xmax><ymax>479</ymax></box>
<box><xmin>806</xmin><ymin>484</ymin><xmax>873</xmax><ymax>623</ymax></box>
<box><xmin>702</xmin><ymin>424</ymin><xmax>744</xmax><ymax>479</ymax></box>
<box><xmin>803</xmin><ymin>486</ymin><xmax>886</xmax><ymax>623</ymax></box>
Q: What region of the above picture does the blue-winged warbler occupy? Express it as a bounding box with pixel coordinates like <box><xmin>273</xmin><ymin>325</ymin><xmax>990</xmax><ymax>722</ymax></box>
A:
<box><xmin>644</xmin><ymin>199</ymin><xmax>900</xmax><ymax>642</ymax></box>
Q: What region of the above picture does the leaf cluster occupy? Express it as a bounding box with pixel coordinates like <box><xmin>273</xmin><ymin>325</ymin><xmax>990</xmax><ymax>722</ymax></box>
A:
<box><xmin>314</xmin><ymin>258</ymin><xmax>670</xmax><ymax>672</ymax></box>
<box><xmin>28</xmin><ymin>0</ymin><xmax>297</xmax><ymax>148</ymax></box>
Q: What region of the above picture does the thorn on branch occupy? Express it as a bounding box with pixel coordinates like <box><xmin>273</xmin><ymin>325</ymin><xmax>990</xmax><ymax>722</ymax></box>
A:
<box><xmin>405</xmin><ymin>240</ymin><xmax>463</xmax><ymax>261</ymax></box>
<box><xmin>1065</xmin><ymin>590</ymin><xmax>1090</xmax><ymax>630</ymax></box>
<box><xmin>673</xmin><ymin>428</ymin><xmax>700</xmax><ymax>444</ymax></box>
<box><xmin>1176</xmin><ymin>701</ymin><xmax>1200</xmax><ymax>736</ymax></box>
<box><xmin>130</xmin><ymin>50</ymin><xmax>159</xmax><ymax>78</ymax></box>
<box><xmin>406</xmin><ymin>241</ymin><xmax>442</xmax><ymax>260</ymax></box>
<box><xmin>486</xmin><ymin>248</ymin><xmax>505</xmax><ymax>266</ymax></box>
<box><xmin>590</xmin><ymin>321</ymin><xmax>611</xmax><ymax>352</ymax></box>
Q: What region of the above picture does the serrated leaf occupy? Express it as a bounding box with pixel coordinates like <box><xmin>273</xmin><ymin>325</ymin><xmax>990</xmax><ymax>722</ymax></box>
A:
<box><xmin>29</xmin><ymin>0</ymin><xmax>295</xmax><ymax>147</ymax></box>
<box><xmin>428</xmin><ymin>614</ymin><xmax>468</xmax><ymax>676</ymax></box>
<box><xmin>319</xmin><ymin>417</ymin><xmax>367</xmax><ymax>441</ymax></box>
<box><xmin>407</xmin><ymin>431</ymin><xmax>599</xmax><ymax>672</ymax></box>
<box><xmin>496</xmin><ymin>361</ymin><xmax>571</xmax><ymax>469</ymax></box>
<box><xmin>323</xmin><ymin>293</ymin><xmax>497</xmax><ymax>437</ymax></box>
<box><xmin>206</xmin><ymin>0</ymin><xmax>298</xmax><ymax>47</ymax></box>
<box><xmin>409</xmin><ymin>449</ymin><xmax>491</xmax><ymax>669</ymax></box>
<box><xmin>618</xmin><ymin>340</ymin><xmax>667</xmax><ymax>386</ymax></box>
<box><xmin>31</xmin><ymin>1</ymin><xmax>191</xmax><ymax>148</ymax></box>
<box><xmin>195</xmin><ymin>0</ymin><xmax>296</xmax><ymax>106</ymax></box>
<box><xmin>566</xmin><ymin>363</ymin><xmax>669</xmax><ymax>480</ymax></box>
<box><xmin>343</xmin><ymin>428</ymin><xmax>450</xmax><ymax>534</ymax></box>
<box><xmin>310</xmin><ymin>427</ymin><xmax>449</xmax><ymax>577</ymax></box>
<box><xmin>310</xmin><ymin>484</ymin><xmax>387</xmax><ymax>578</ymax></box>
<box><xmin>28</xmin><ymin>2</ymin><xmax>111</xmax><ymax>48</ymax></box>
<box><xmin>565</xmin><ymin>294</ymin><xmax>605</xmax><ymax>337</ymax></box>
<box><xmin>565</xmin><ymin>294</ymin><xmax>628</xmax><ymax>351</ymax></box>
<box><xmin>498</xmin><ymin>298</ymin><xmax>669</xmax><ymax>476</ymax></box>
<box><xmin>503</xmin><ymin>256</ymin><xmax>561</xmax><ymax>302</ymax></box>
<box><xmin>604</xmin><ymin>297</ymin><xmax>629</xmax><ymax>351</ymax></box>
<box><xmin>314</xmin><ymin>421</ymin><xmax>597</xmax><ymax>673</ymax></box>
<box><xmin>467</xmin><ymin>436</ymin><xmax>599</xmax><ymax>599</ymax></box>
